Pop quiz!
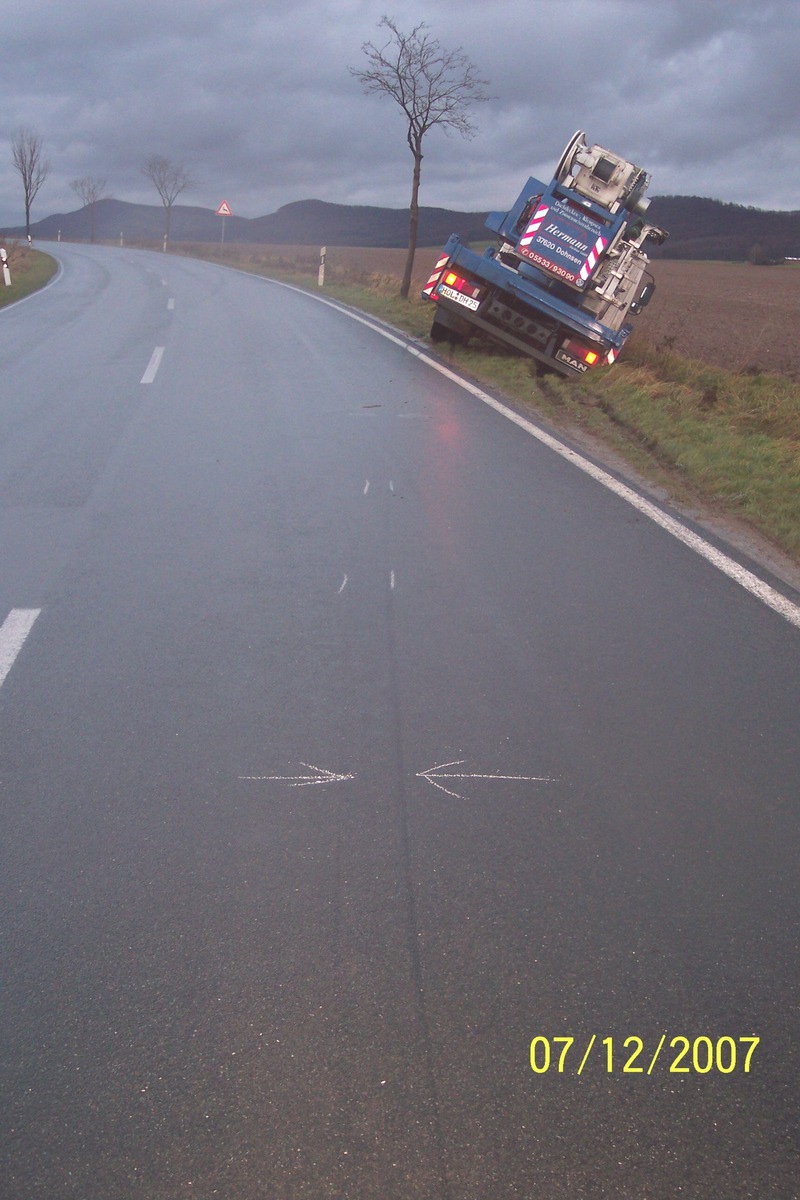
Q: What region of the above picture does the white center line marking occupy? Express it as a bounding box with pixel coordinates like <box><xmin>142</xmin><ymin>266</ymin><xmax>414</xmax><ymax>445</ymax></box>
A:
<box><xmin>141</xmin><ymin>346</ymin><xmax>165</xmax><ymax>384</ymax></box>
<box><xmin>0</xmin><ymin>609</ymin><xmax>41</xmax><ymax>689</ymax></box>
<box><xmin>389</xmin><ymin>481</ymin><xmax>395</xmax><ymax>493</ymax></box>
<box><xmin>167</xmin><ymin>298</ymin><xmax>175</xmax><ymax>310</ymax></box>
<box><xmin>390</xmin><ymin>570</ymin><xmax>396</xmax><ymax>590</ymax></box>
<box><xmin>339</xmin><ymin>574</ymin><xmax>348</xmax><ymax>594</ymax></box>
<box><xmin>363</xmin><ymin>480</ymin><xmax>370</xmax><ymax>495</ymax></box>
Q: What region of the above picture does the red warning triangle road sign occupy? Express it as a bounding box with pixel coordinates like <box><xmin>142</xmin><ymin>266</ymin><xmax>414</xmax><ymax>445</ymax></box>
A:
<box><xmin>216</xmin><ymin>200</ymin><xmax>232</xmax><ymax>216</ymax></box>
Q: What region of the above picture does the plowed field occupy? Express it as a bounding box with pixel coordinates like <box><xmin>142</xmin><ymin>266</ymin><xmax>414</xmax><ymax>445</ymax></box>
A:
<box><xmin>630</xmin><ymin>259</ymin><xmax>800</xmax><ymax>378</ymax></box>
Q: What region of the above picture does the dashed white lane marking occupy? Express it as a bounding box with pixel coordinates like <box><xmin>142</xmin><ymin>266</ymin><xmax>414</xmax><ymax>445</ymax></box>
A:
<box><xmin>363</xmin><ymin>480</ymin><xmax>370</xmax><ymax>495</ymax></box>
<box><xmin>140</xmin><ymin>346</ymin><xmax>165</xmax><ymax>384</ymax></box>
<box><xmin>0</xmin><ymin>609</ymin><xmax>41</xmax><ymax>689</ymax></box>
<box><xmin>167</xmin><ymin>298</ymin><xmax>175</xmax><ymax>310</ymax></box>
<box><xmin>338</xmin><ymin>574</ymin><xmax>348</xmax><ymax>594</ymax></box>
<box><xmin>390</xmin><ymin>570</ymin><xmax>396</xmax><ymax>590</ymax></box>
<box><xmin>389</xmin><ymin>481</ymin><xmax>395</xmax><ymax>493</ymax></box>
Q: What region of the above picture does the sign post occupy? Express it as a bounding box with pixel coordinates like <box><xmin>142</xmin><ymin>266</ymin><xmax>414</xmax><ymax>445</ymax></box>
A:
<box><xmin>216</xmin><ymin>200</ymin><xmax>232</xmax><ymax>248</ymax></box>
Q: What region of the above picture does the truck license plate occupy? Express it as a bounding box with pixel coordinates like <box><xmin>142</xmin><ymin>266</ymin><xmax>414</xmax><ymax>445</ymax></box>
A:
<box><xmin>439</xmin><ymin>285</ymin><xmax>480</xmax><ymax>311</ymax></box>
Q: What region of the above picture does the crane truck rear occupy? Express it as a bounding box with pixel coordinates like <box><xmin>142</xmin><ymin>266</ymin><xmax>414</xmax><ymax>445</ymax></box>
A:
<box><xmin>422</xmin><ymin>131</ymin><xmax>668</xmax><ymax>376</ymax></box>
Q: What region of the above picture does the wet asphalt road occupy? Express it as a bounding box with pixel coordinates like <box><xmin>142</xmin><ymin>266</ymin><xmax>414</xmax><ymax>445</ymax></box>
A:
<box><xmin>1</xmin><ymin>243</ymin><xmax>798</xmax><ymax>1199</ymax></box>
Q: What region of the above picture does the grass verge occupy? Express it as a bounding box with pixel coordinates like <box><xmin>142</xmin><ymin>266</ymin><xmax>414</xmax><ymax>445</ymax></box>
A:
<box><xmin>550</xmin><ymin>349</ymin><xmax>800</xmax><ymax>559</ymax></box>
<box><xmin>174</xmin><ymin>242</ymin><xmax>800</xmax><ymax>566</ymax></box>
<box><xmin>0</xmin><ymin>243</ymin><xmax>58</xmax><ymax>309</ymax></box>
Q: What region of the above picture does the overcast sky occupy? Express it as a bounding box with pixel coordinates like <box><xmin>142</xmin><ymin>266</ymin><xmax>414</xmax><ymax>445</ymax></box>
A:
<box><xmin>1</xmin><ymin>0</ymin><xmax>797</xmax><ymax>227</ymax></box>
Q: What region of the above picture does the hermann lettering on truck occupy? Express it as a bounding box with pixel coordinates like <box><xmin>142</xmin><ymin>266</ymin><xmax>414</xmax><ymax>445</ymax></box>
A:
<box><xmin>421</xmin><ymin>131</ymin><xmax>668</xmax><ymax>377</ymax></box>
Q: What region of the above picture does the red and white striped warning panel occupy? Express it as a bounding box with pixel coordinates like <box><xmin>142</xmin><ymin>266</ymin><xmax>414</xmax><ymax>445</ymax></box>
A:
<box><xmin>422</xmin><ymin>254</ymin><xmax>450</xmax><ymax>299</ymax></box>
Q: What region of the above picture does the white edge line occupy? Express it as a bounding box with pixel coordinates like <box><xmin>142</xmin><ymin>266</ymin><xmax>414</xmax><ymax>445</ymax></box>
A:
<box><xmin>215</xmin><ymin>270</ymin><xmax>800</xmax><ymax>631</ymax></box>
<box><xmin>141</xmin><ymin>345</ymin><xmax>165</xmax><ymax>384</ymax></box>
<box><xmin>0</xmin><ymin>609</ymin><xmax>41</xmax><ymax>689</ymax></box>
<box><xmin>409</xmin><ymin>349</ymin><xmax>800</xmax><ymax>630</ymax></box>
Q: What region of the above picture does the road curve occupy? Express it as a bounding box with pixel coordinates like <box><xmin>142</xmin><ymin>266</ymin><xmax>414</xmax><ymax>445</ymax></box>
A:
<box><xmin>1</xmin><ymin>243</ymin><xmax>798</xmax><ymax>1199</ymax></box>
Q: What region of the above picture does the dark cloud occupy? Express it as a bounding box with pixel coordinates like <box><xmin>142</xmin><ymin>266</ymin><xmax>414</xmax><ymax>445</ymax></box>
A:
<box><xmin>1</xmin><ymin>0</ymin><xmax>797</xmax><ymax>227</ymax></box>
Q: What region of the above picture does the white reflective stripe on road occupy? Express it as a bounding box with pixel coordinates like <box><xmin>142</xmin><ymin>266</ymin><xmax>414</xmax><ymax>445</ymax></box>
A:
<box><xmin>0</xmin><ymin>608</ymin><xmax>41</xmax><ymax>689</ymax></box>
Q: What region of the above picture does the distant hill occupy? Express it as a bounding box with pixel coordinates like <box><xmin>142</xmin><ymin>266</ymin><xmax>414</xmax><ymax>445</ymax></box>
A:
<box><xmin>246</xmin><ymin>199</ymin><xmax>490</xmax><ymax>247</ymax></box>
<box><xmin>2</xmin><ymin>195</ymin><xmax>797</xmax><ymax>260</ymax></box>
<box><xmin>0</xmin><ymin>197</ymin><xmax>488</xmax><ymax>250</ymax></box>
<box><xmin>645</xmin><ymin>196</ymin><xmax>799</xmax><ymax>261</ymax></box>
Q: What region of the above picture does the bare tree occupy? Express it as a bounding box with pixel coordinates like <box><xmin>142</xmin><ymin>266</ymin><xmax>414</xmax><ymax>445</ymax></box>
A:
<box><xmin>350</xmin><ymin>17</ymin><xmax>490</xmax><ymax>298</ymax></box>
<box><xmin>141</xmin><ymin>155</ymin><xmax>193</xmax><ymax>246</ymax></box>
<box><xmin>70</xmin><ymin>176</ymin><xmax>109</xmax><ymax>243</ymax></box>
<box><xmin>11</xmin><ymin>128</ymin><xmax>49</xmax><ymax>239</ymax></box>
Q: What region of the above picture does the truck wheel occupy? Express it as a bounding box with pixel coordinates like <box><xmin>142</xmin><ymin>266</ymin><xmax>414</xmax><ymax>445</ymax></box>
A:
<box><xmin>530</xmin><ymin>357</ymin><xmax>558</xmax><ymax>378</ymax></box>
<box><xmin>430</xmin><ymin>318</ymin><xmax>463</xmax><ymax>346</ymax></box>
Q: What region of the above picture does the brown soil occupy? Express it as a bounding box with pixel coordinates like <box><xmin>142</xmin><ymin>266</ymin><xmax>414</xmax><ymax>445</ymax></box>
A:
<box><xmin>630</xmin><ymin>260</ymin><xmax>800</xmax><ymax>377</ymax></box>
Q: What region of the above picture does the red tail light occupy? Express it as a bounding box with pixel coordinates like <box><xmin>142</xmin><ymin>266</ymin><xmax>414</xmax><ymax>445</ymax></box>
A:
<box><xmin>440</xmin><ymin>271</ymin><xmax>483</xmax><ymax>300</ymax></box>
<box><xmin>562</xmin><ymin>338</ymin><xmax>601</xmax><ymax>366</ymax></box>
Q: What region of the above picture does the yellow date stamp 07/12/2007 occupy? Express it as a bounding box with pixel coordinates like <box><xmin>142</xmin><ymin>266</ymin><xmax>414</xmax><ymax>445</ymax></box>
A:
<box><xmin>529</xmin><ymin>1035</ymin><xmax>761</xmax><ymax>1076</ymax></box>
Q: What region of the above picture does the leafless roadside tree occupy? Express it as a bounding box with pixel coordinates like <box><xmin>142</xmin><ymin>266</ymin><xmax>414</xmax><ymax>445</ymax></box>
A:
<box><xmin>350</xmin><ymin>17</ymin><xmax>490</xmax><ymax>298</ymax></box>
<box><xmin>70</xmin><ymin>176</ymin><xmax>109</xmax><ymax>243</ymax></box>
<box><xmin>11</xmin><ymin>128</ymin><xmax>49</xmax><ymax>238</ymax></box>
<box><xmin>141</xmin><ymin>155</ymin><xmax>194</xmax><ymax>247</ymax></box>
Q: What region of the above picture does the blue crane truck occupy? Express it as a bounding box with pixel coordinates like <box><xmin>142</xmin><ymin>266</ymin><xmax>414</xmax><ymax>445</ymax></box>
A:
<box><xmin>421</xmin><ymin>131</ymin><xmax>668</xmax><ymax>375</ymax></box>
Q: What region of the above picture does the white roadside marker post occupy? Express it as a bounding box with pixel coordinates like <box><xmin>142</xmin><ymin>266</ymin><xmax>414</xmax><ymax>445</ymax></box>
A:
<box><xmin>1</xmin><ymin>247</ymin><xmax>11</xmax><ymax>287</ymax></box>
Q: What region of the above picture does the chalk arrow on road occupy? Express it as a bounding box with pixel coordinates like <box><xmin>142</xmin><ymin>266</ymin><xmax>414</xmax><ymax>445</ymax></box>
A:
<box><xmin>416</xmin><ymin>759</ymin><xmax>556</xmax><ymax>799</ymax></box>
<box><xmin>239</xmin><ymin>762</ymin><xmax>356</xmax><ymax>788</ymax></box>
